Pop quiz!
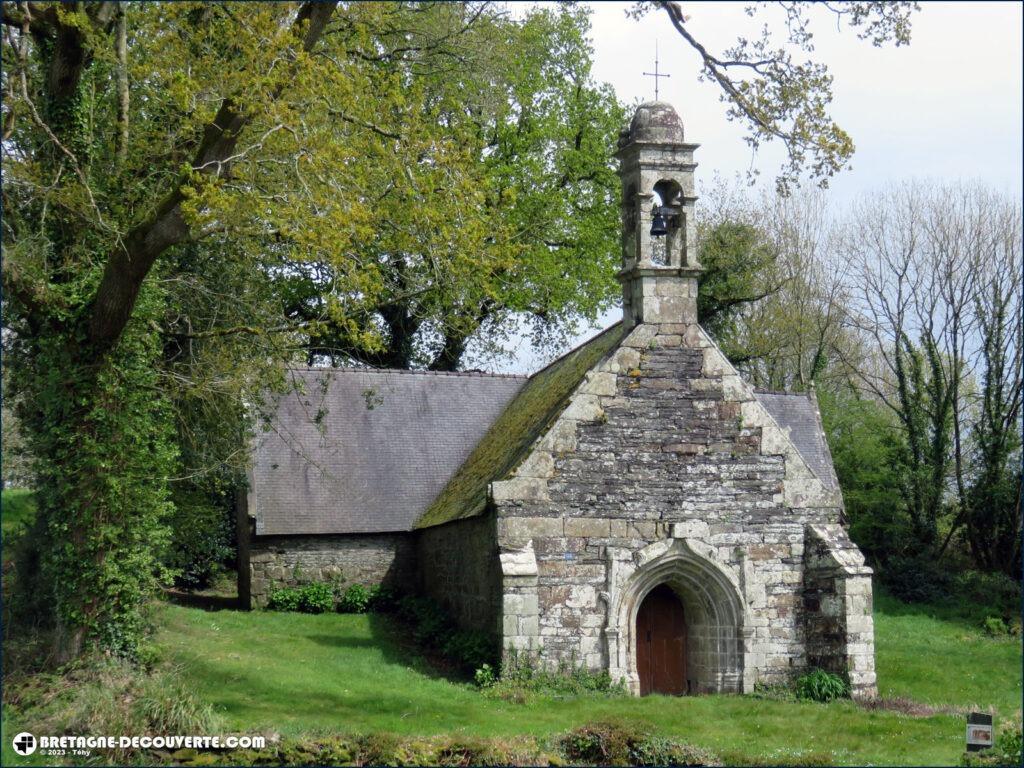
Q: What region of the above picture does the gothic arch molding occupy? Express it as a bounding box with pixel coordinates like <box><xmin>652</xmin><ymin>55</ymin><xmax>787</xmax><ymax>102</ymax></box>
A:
<box><xmin>604</xmin><ymin>537</ymin><xmax>747</xmax><ymax>694</ymax></box>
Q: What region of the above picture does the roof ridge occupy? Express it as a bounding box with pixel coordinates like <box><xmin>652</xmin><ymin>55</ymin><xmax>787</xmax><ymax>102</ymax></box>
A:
<box><xmin>527</xmin><ymin>322</ymin><xmax>624</xmax><ymax>382</ymax></box>
<box><xmin>284</xmin><ymin>366</ymin><xmax>529</xmax><ymax>380</ymax></box>
<box><xmin>754</xmin><ymin>388</ymin><xmax>811</xmax><ymax>397</ymax></box>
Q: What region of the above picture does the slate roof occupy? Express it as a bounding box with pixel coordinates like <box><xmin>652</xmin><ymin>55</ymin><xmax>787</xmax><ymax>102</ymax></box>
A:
<box><xmin>415</xmin><ymin>323</ymin><xmax>627</xmax><ymax>529</ymax></box>
<box><xmin>251</xmin><ymin>368</ymin><xmax>525</xmax><ymax>535</ymax></box>
<box><xmin>250</xmin><ymin>333</ymin><xmax>840</xmax><ymax>536</ymax></box>
<box><xmin>754</xmin><ymin>390</ymin><xmax>839</xmax><ymax>489</ymax></box>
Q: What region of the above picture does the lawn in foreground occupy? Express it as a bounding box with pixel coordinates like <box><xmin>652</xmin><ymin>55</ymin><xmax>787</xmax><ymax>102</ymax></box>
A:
<box><xmin>156</xmin><ymin>597</ymin><xmax>1021</xmax><ymax>766</ymax></box>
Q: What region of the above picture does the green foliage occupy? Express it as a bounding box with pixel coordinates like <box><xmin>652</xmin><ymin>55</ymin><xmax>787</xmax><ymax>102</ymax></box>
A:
<box><xmin>367</xmin><ymin>585</ymin><xmax>399</xmax><ymax>613</ymax></box>
<box><xmin>268</xmin><ymin>583</ymin><xmax>335</xmax><ymax>614</ymax></box>
<box><xmin>751</xmin><ymin>681</ymin><xmax>798</xmax><ymax>702</ymax></box>
<box><xmin>2</xmin><ymin>656</ymin><xmax>219</xmax><ymax>764</ymax></box>
<box><xmin>163</xmin><ymin>486</ymin><xmax>234</xmax><ymax>590</ymax></box>
<box><xmin>560</xmin><ymin>721</ymin><xmax>714</xmax><ymax>766</ymax></box>
<box><xmin>881</xmin><ymin>554</ymin><xmax>953</xmax><ymax>605</ymax></box>
<box><xmin>474</xmin><ymin>663</ymin><xmax>497</xmax><ymax>688</ymax></box>
<box><xmin>632</xmin><ymin>2</ymin><xmax>916</xmax><ymax>193</ymax></box>
<box><xmin>1</xmin><ymin>0</ymin><xmax>622</xmax><ymax>663</ymax></box>
<box><xmin>4</xmin><ymin>499</ymin><xmax>54</xmax><ymax>632</ymax></box>
<box><xmin>6</xmin><ymin>287</ymin><xmax>179</xmax><ymax>659</ymax></box>
<box><xmin>289</xmin><ymin>4</ymin><xmax>625</xmax><ymax>370</ymax></box>
<box><xmin>561</xmin><ymin>720</ymin><xmax>647</xmax><ymax>765</ymax></box>
<box><xmin>961</xmin><ymin>726</ymin><xmax>1023</xmax><ymax>767</ymax></box>
<box><xmin>441</xmin><ymin>630</ymin><xmax>495</xmax><ymax>674</ymax></box>
<box><xmin>397</xmin><ymin>594</ymin><xmax>450</xmax><ymax>646</ymax></box>
<box><xmin>629</xmin><ymin>736</ymin><xmax>720</xmax><ymax>767</ymax></box>
<box><xmin>337</xmin><ymin>584</ymin><xmax>372</xmax><ymax>614</ymax></box>
<box><xmin>393</xmin><ymin>594</ymin><xmax>497</xmax><ymax>674</ymax></box>
<box><xmin>162</xmin><ymin>733</ymin><xmax>555</xmax><ymax>767</ymax></box>
<box><xmin>794</xmin><ymin>669</ymin><xmax>850</xmax><ymax>702</ymax></box>
<box><xmin>981</xmin><ymin>617</ymin><xmax>1011</xmax><ymax>638</ymax></box>
<box><xmin>1</xmin><ymin>399</ymin><xmax>33</xmax><ymax>489</ymax></box>
<box><xmin>487</xmin><ymin>648</ymin><xmax>625</xmax><ymax>701</ymax></box>
<box><xmin>952</xmin><ymin>571</ymin><xmax>1022</xmax><ymax>624</ymax></box>
<box><xmin>0</xmin><ymin>489</ymin><xmax>36</xmax><ymax>537</ymax></box>
<box><xmin>878</xmin><ymin>564</ymin><xmax>1021</xmax><ymax>628</ymax></box>
<box><xmin>818</xmin><ymin>386</ymin><xmax>907</xmax><ymax>561</ymax></box>
<box><xmin>965</xmin><ymin>463</ymin><xmax>1022</xmax><ymax>578</ymax></box>
<box><xmin>965</xmin><ymin>263</ymin><xmax>1023</xmax><ymax>576</ymax></box>
<box><xmin>697</xmin><ymin>219</ymin><xmax>780</xmax><ymax>350</ymax></box>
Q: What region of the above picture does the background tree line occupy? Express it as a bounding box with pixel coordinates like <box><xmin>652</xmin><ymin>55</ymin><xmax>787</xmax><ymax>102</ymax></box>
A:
<box><xmin>695</xmin><ymin>180</ymin><xmax>1022</xmax><ymax>586</ymax></box>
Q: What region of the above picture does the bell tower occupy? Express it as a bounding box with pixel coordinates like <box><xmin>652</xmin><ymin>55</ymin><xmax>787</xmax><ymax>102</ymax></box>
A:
<box><xmin>616</xmin><ymin>102</ymin><xmax>700</xmax><ymax>327</ymax></box>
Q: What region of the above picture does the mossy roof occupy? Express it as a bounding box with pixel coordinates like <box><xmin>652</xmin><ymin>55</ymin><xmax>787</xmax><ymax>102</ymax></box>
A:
<box><xmin>414</xmin><ymin>322</ymin><xmax>625</xmax><ymax>529</ymax></box>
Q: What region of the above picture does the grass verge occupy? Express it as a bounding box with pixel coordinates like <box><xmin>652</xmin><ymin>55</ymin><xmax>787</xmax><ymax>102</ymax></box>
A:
<box><xmin>142</xmin><ymin>597</ymin><xmax>1021</xmax><ymax>766</ymax></box>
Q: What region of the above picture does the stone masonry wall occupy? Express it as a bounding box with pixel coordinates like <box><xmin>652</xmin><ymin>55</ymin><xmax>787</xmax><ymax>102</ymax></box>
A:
<box><xmin>417</xmin><ymin>515</ymin><xmax>501</xmax><ymax>635</ymax></box>
<box><xmin>803</xmin><ymin>524</ymin><xmax>878</xmax><ymax>698</ymax></box>
<box><xmin>491</xmin><ymin>322</ymin><xmax>861</xmax><ymax>693</ymax></box>
<box><xmin>249</xmin><ymin>533</ymin><xmax>415</xmax><ymax>608</ymax></box>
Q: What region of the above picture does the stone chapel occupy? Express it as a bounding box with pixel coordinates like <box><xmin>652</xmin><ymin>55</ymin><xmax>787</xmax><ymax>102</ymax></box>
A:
<box><xmin>241</xmin><ymin>101</ymin><xmax>878</xmax><ymax>699</ymax></box>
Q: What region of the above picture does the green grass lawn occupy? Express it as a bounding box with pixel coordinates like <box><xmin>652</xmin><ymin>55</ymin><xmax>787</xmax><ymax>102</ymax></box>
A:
<box><xmin>1</xmin><ymin>489</ymin><xmax>35</xmax><ymax>538</ymax></box>
<box><xmin>148</xmin><ymin>597</ymin><xmax>1021</xmax><ymax>766</ymax></box>
<box><xmin>2</xmin><ymin>488</ymin><xmax>1018</xmax><ymax>765</ymax></box>
<box><xmin>873</xmin><ymin>590</ymin><xmax>1021</xmax><ymax>716</ymax></box>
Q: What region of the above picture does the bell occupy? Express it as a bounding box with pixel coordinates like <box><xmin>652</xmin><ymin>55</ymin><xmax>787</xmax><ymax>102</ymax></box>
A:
<box><xmin>650</xmin><ymin>206</ymin><xmax>669</xmax><ymax>237</ymax></box>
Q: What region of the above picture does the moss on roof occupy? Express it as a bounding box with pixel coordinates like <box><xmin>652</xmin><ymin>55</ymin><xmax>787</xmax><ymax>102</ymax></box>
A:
<box><xmin>415</xmin><ymin>322</ymin><xmax>625</xmax><ymax>529</ymax></box>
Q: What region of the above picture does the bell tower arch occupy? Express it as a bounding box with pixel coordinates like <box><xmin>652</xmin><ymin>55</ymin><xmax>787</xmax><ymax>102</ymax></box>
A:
<box><xmin>616</xmin><ymin>102</ymin><xmax>701</xmax><ymax>327</ymax></box>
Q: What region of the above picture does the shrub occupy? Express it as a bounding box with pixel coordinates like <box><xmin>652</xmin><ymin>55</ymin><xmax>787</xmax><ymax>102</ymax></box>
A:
<box><xmin>751</xmin><ymin>681</ymin><xmax>797</xmax><ymax>701</ymax></box>
<box><xmin>190</xmin><ymin>734</ymin><xmax>549</xmax><ymax>767</ymax></box>
<box><xmin>474</xmin><ymin>663</ymin><xmax>497</xmax><ymax>688</ymax></box>
<box><xmin>392</xmin><ymin>594</ymin><xmax>497</xmax><ymax>673</ymax></box>
<box><xmin>961</xmin><ymin>725</ymin><xmax>1023</xmax><ymax>767</ymax></box>
<box><xmin>267</xmin><ymin>582</ymin><xmax>334</xmax><ymax>613</ymax></box>
<box><xmin>267</xmin><ymin>587</ymin><xmax>301</xmax><ymax>612</ymax></box>
<box><xmin>882</xmin><ymin>554</ymin><xmax>953</xmax><ymax>604</ymax></box>
<box><xmin>338</xmin><ymin>584</ymin><xmax>371</xmax><ymax>613</ymax></box>
<box><xmin>164</xmin><ymin>487</ymin><xmax>234</xmax><ymax>591</ymax></box>
<box><xmin>488</xmin><ymin>648</ymin><xmax>625</xmax><ymax>700</ymax></box>
<box><xmin>5</xmin><ymin>507</ymin><xmax>55</xmax><ymax>631</ymax></box>
<box><xmin>629</xmin><ymin>736</ymin><xmax>719</xmax><ymax>767</ymax></box>
<box><xmin>442</xmin><ymin>630</ymin><xmax>494</xmax><ymax>673</ymax></box>
<box><xmin>981</xmin><ymin>616</ymin><xmax>1010</xmax><ymax>637</ymax></box>
<box><xmin>368</xmin><ymin>584</ymin><xmax>399</xmax><ymax>612</ymax></box>
<box><xmin>795</xmin><ymin>668</ymin><xmax>850</xmax><ymax>702</ymax></box>
<box><xmin>954</xmin><ymin>571</ymin><xmax>1021</xmax><ymax>622</ymax></box>
<box><xmin>356</xmin><ymin>732</ymin><xmax>407</xmax><ymax>766</ymax></box>
<box><xmin>3</xmin><ymin>656</ymin><xmax>219</xmax><ymax>763</ymax></box>
<box><xmin>397</xmin><ymin>594</ymin><xmax>450</xmax><ymax>646</ymax></box>
<box><xmin>562</xmin><ymin>721</ymin><xmax>645</xmax><ymax>765</ymax></box>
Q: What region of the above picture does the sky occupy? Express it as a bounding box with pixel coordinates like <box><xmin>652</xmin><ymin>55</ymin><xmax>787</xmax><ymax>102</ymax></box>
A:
<box><xmin>486</xmin><ymin>1</ymin><xmax>1024</xmax><ymax>374</ymax></box>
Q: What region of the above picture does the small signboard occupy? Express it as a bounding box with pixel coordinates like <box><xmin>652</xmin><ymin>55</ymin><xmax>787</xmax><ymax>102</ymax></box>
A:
<box><xmin>966</xmin><ymin>712</ymin><xmax>993</xmax><ymax>752</ymax></box>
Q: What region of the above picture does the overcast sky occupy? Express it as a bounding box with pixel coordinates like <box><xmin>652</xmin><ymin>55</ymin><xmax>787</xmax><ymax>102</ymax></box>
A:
<box><xmin>486</xmin><ymin>1</ymin><xmax>1023</xmax><ymax>373</ymax></box>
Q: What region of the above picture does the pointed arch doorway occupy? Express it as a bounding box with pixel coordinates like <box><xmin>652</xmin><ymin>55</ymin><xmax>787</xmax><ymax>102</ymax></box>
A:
<box><xmin>636</xmin><ymin>584</ymin><xmax>688</xmax><ymax>695</ymax></box>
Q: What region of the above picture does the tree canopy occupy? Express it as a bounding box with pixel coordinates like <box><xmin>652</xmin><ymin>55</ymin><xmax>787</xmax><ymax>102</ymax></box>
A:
<box><xmin>0</xmin><ymin>1</ymin><xmax>624</xmax><ymax>658</ymax></box>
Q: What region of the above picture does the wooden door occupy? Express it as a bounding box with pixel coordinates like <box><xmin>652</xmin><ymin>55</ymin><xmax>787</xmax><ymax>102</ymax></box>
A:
<box><xmin>636</xmin><ymin>584</ymin><xmax>687</xmax><ymax>696</ymax></box>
